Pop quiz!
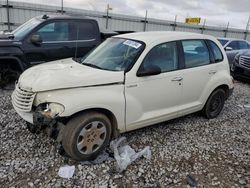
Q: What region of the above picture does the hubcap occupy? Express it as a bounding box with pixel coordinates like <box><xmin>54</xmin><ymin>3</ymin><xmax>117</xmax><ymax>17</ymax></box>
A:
<box><xmin>210</xmin><ymin>94</ymin><xmax>222</xmax><ymax>112</ymax></box>
<box><xmin>77</xmin><ymin>121</ymin><xmax>107</xmax><ymax>154</ymax></box>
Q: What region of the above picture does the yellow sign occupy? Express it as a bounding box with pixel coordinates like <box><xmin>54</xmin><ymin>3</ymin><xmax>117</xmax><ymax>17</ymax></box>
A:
<box><xmin>185</xmin><ymin>18</ymin><xmax>201</xmax><ymax>24</ymax></box>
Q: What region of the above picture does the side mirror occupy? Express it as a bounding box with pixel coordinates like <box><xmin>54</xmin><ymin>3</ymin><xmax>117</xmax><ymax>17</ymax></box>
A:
<box><xmin>30</xmin><ymin>34</ymin><xmax>42</xmax><ymax>46</ymax></box>
<box><xmin>225</xmin><ymin>46</ymin><xmax>233</xmax><ymax>51</ymax></box>
<box><xmin>137</xmin><ymin>64</ymin><xmax>161</xmax><ymax>77</ymax></box>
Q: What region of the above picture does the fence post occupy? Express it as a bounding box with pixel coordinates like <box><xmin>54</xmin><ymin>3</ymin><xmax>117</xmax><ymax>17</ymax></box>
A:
<box><xmin>224</xmin><ymin>22</ymin><xmax>229</xmax><ymax>37</ymax></box>
<box><xmin>61</xmin><ymin>0</ymin><xmax>64</xmax><ymax>15</ymax></box>
<box><xmin>143</xmin><ymin>10</ymin><xmax>148</xmax><ymax>31</ymax></box>
<box><xmin>244</xmin><ymin>16</ymin><xmax>250</xmax><ymax>40</ymax></box>
<box><xmin>105</xmin><ymin>4</ymin><xmax>112</xmax><ymax>29</ymax></box>
<box><xmin>6</xmin><ymin>0</ymin><xmax>10</xmax><ymax>31</ymax></box>
<box><xmin>201</xmin><ymin>19</ymin><xmax>206</xmax><ymax>34</ymax></box>
<box><xmin>173</xmin><ymin>15</ymin><xmax>177</xmax><ymax>31</ymax></box>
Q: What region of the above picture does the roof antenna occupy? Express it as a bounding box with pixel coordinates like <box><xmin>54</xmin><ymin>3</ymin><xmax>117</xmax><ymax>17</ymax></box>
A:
<box><xmin>74</xmin><ymin>25</ymin><xmax>79</xmax><ymax>59</ymax></box>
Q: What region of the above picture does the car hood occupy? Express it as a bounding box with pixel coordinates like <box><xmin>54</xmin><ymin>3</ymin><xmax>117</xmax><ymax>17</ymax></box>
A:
<box><xmin>18</xmin><ymin>58</ymin><xmax>124</xmax><ymax>92</ymax></box>
<box><xmin>0</xmin><ymin>34</ymin><xmax>20</xmax><ymax>46</ymax></box>
<box><xmin>239</xmin><ymin>50</ymin><xmax>250</xmax><ymax>56</ymax></box>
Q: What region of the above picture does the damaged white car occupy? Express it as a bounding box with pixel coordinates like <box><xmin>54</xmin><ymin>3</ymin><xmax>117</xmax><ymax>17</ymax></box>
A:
<box><xmin>12</xmin><ymin>31</ymin><xmax>234</xmax><ymax>161</ymax></box>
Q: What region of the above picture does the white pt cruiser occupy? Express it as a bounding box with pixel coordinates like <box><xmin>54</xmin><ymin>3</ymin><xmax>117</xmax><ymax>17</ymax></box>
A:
<box><xmin>12</xmin><ymin>32</ymin><xmax>234</xmax><ymax>161</ymax></box>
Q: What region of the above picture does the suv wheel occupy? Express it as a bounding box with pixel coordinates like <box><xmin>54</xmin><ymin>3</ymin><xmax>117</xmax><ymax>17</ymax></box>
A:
<box><xmin>62</xmin><ymin>112</ymin><xmax>111</xmax><ymax>161</ymax></box>
<box><xmin>203</xmin><ymin>89</ymin><xmax>226</xmax><ymax>119</ymax></box>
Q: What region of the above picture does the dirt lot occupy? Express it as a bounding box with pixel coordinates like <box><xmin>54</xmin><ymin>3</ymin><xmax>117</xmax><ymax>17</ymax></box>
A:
<box><xmin>0</xmin><ymin>81</ymin><xmax>250</xmax><ymax>188</ymax></box>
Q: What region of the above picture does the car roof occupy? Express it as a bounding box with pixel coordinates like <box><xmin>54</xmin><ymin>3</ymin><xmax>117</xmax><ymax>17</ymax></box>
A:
<box><xmin>114</xmin><ymin>31</ymin><xmax>216</xmax><ymax>45</ymax></box>
<box><xmin>36</xmin><ymin>14</ymin><xmax>95</xmax><ymax>21</ymax></box>
<box><xmin>217</xmin><ymin>37</ymin><xmax>248</xmax><ymax>42</ymax></box>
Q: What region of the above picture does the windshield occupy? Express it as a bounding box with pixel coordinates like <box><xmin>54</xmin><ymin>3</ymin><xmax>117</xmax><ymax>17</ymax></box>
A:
<box><xmin>80</xmin><ymin>38</ymin><xmax>145</xmax><ymax>71</ymax></box>
<box><xmin>218</xmin><ymin>39</ymin><xmax>229</xmax><ymax>46</ymax></box>
<box><xmin>12</xmin><ymin>18</ymin><xmax>42</xmax><ymax>40</ymax></box>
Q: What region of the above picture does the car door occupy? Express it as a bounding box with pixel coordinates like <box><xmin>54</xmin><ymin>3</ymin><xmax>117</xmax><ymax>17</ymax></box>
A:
<box><xmin>179</xmin><ymin>39</ymin><xmax>221</xmax><ymax>115</ymax></box>
<box><xmin>125</xmin><ymin>41</ymin><xmax>183</xmax><ymax>131</ymax></box>
<box><xmin>23</xmin><ymin>20</ymin><xmax>73</xmax><ymax>65</ymax></box>
<box><xmin>71</xmin><ymin>20</ymin><xmax>101</xmax><ymax>58</ymax></box>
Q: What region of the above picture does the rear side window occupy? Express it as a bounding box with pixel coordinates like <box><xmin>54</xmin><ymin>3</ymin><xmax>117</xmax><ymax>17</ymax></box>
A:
<box><xmin>71</xmin><ymin>21</ymin><xmax>96</xmax><ymax>40</ymax></box>
<box><xmin>182</xmin><ymin>40</ymin><xmax>210</xmax><ymax>68</ymax></box>
<box><xmin>142</xmin><ymin>41</ymin><xmax>178</xmax><ymax>73</ymax></box>
<box><xmin>207</xmin><ymin>41</ymin><xmax>223</xmax><ymax>62</ymax></box>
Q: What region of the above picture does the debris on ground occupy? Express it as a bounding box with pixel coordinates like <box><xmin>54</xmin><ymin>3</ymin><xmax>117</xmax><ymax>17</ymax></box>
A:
<box><xmin>81</xmin><ymin>151</ymin><xmax>114</xmax><ymax>165</ymax></box>
<box><xmin>1</xmin><ymin>81</ymin><xmax>250</xmax><ymax>187</ymax></box>
<box><xmin>186</xmin><ymin>174</ymin><xmax>198</xmax><ymax>187</ymax></box>
<box><xmin>110</xmin><ymin>137</ymin><xmax>151</xmax><ymax>172</ymax></box>
<box><xmin>58</xmin><ymin>165</ymin><xmax>75</xmax><ymax>179</ymax></box>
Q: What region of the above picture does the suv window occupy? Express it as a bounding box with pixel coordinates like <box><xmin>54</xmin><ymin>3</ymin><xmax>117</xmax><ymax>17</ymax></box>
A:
<box><xmin>70</xmin><ymin>21</ymin><xmax>96</xmax><ymax>41</ymax></box>
<box><xmin>78</xmin><ymin>22</ymin><xmax>95</xmax><ymax>40</ymax></box>
<box><xmin>238</xmin><ymin>41</ymin><xmax>249</xmax><ymax>49</ymax></box>
<box><xmin>227</xmin><ymin>41</ymin><xmax>239</xmax><ymax>50</ymax></box>
<box><xmin>37</xmin><ymin>21</ymin><xmax>69</xmax><ymax>42</ymax></box>
<box><xmin>182</xmin><ymin>40</ymin><xmax>210</xmax><ymax>68</ymax></box>
<box><xmin>208</xmin><ymin>41</ymin><xmax>223</xmax><ymax>62</ymax></box>
<box><xmin>142</xmin><ymin>42</ymin><xmax>178</xmax><ymax>73</ymax></box>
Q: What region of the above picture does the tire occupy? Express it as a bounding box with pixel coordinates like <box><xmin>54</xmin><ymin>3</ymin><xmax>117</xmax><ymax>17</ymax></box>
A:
<box><xmin>202</xmin><ymin>89</ymin><xmax>226</xmax><ymax>119</ymax></box>
<box><xmin>62</xmin><ymin>112</ymin><xmax>112</xmax><ymax>161</ymax></box>
<box><xmin>0</xmin><ymin>67</ymin><xmax>20</xmax><ymax>89</ymax></box>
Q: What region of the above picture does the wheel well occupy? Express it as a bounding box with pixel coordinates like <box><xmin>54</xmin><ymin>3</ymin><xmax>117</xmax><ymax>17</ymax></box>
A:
<box><xmin>66</xmin><ymin>108</ymin><xmax>120</xmax><ymax>139</ymax></box>
<box><xmin>214</xmin><ymin>84</ymin><xmax>230</xmax><ymax>99</ymax></box>
<box><xmin>0</xmin><ymin>58</ymin><xmax>23</xmax><ymax>72</ymax></box>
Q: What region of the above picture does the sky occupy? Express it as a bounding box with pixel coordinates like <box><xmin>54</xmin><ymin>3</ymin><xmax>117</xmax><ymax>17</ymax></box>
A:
<box><xmin>11</xmin><ymin>0</ymin><xmax>250</xmax><ymax>29</ymax></box>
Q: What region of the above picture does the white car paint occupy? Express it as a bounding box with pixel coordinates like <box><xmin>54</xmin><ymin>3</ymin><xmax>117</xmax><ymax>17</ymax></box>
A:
<box><xmin>12</xmin><ymin>31</ymin><xmax>233</xmax><ymax>134</ymax></box>
<box><xmin>19</xmin><ymin>58</ymin><xmax>124</xmax><ymax>92</ymax></box>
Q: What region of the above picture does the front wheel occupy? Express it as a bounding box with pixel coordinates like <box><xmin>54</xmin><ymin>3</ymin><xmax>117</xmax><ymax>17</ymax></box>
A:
<box><xmin>202</xmin><ymin>89</ymin><xmax>226</xmax><ymax>119</ymax></box>
<box><xmin>62</xmin><ymin>112</ymin><xmax>112</xmax><ymax>161</ymax></box>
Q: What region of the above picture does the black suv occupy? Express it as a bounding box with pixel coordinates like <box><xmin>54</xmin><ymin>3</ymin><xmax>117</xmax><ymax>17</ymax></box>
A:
<box><xmin>231</xmin><ymin>50</ymin><xmax>250</xmax><ymax>80</ymax></box>
<box><xmin>0</xmin><ymin>14</ymin><xmax>118</xmax><ymax>86</ymax></box>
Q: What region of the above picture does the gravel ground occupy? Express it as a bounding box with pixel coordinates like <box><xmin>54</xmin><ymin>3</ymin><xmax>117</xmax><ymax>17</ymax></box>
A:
<box><xmin>0</xmin><ymin>81</ymin><xmax>250</xmax><ymax>188</ymax></box>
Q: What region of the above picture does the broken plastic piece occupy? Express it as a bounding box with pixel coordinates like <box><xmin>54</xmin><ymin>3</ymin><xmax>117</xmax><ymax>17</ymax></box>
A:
<box><xmin>110</xmin><ymin>137</ymin><xmax>151</xmax><ymax>172</ymax></box>
<box><xmin>81</xmin><ymin>151</ymin><xmax>114</xmax><ymax>165</ymax></box>
<box><xmin>58</xmin><ymin>165</ymin><xmax>75</xmax><ymax>178</ymax></box>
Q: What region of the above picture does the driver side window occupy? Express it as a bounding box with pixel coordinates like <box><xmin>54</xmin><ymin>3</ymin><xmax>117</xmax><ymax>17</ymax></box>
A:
<box><xmin>36</xmin><ymin>21</ymin><xmax>69</xmax><ymax>42</ymax></box>
<box><xmin>142</xmin><ymin>42</ymin><xmax>178</xmax><ymax>73</ymax></box>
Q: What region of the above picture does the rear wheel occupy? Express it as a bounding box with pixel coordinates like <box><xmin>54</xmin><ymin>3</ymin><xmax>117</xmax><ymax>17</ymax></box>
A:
<box><xmin>62</xmin><ymin>112</ymin><xmax>112</xmax><ymax>161</ymax></box>
<box><xmin>202</xmin><ymin>89</ymin><xmax>226</xmax><ymax>119</ymax></box>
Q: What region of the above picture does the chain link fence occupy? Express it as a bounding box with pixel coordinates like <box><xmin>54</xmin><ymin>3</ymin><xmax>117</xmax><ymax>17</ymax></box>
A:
<box><xmin>0</xmin><ymin>0</ymin><xmax>249</xmax><ymax>41</ymax></box>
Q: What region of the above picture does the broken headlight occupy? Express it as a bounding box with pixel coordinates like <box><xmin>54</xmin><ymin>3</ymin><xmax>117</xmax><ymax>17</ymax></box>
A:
<box><xmin>37</xmin><ymin>103</ymin><xmax>65</xmax><ymax>118</ymax></box>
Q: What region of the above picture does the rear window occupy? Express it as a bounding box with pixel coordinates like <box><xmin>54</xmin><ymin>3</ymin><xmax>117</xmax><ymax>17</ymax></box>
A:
<box><xmin>182</xmin><ymin>40</ymin><xmax>210</xmax><ymax>68</ymax></box>
<box><xmin>218</xmin><ymin>39</ymin><xmax>228</xmax><ymax>46</ymax></box>
<box><xmin>208</xmin><ymin>41</ymin><xmax>223</xmax><ymax>63</ymax></box>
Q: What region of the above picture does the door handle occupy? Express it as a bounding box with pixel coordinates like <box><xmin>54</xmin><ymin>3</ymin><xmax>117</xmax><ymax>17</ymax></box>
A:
<box><xmin>171</xmin><ymin>77</ymin><xmax>183</xmax><ymax>81</ymax></box>
<box><xmin>209</xmin><ymin>70</ymin><xmax>217</xmax><ymax>75</ymax></box>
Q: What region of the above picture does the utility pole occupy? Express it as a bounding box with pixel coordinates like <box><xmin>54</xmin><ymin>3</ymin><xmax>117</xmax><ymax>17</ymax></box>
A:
<box><xmin>244</xmin><ymin>16</ymin><xmax>250</xmax><ymax>40</ymax></box>
<box><xmin>143</xmin><ymin>10</ymin><xmax>148</xmax><ymax>31</ymax></box>
<box><xmin>61</xmin><ymin>0</ymin><xmax>64</xmax><ymax>14</ymax></box>
<box><xmin>201</xmin><ymin>19</ymin><xmax>206</xmax><ymax>34</ymax></box>
<box><xmin>224</xmin><ymin>22</ymin><xmax>229</xmax><ymax>38</ymax></box>
<box><xmin>6</xmin><ymin>0</ymin><xmax>10</xmax><ymax>31</ymax></box>
<box><xmin>105</xmin><ymin>4</ymin><xmax>112</xmax><ymax>29</ymax></box>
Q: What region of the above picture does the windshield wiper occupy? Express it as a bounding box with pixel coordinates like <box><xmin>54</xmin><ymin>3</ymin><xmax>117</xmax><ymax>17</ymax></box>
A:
<box><xmin>81</xmin><ymin>62</ymin><xmax>104</xmax><ymax>70</ymax></box>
